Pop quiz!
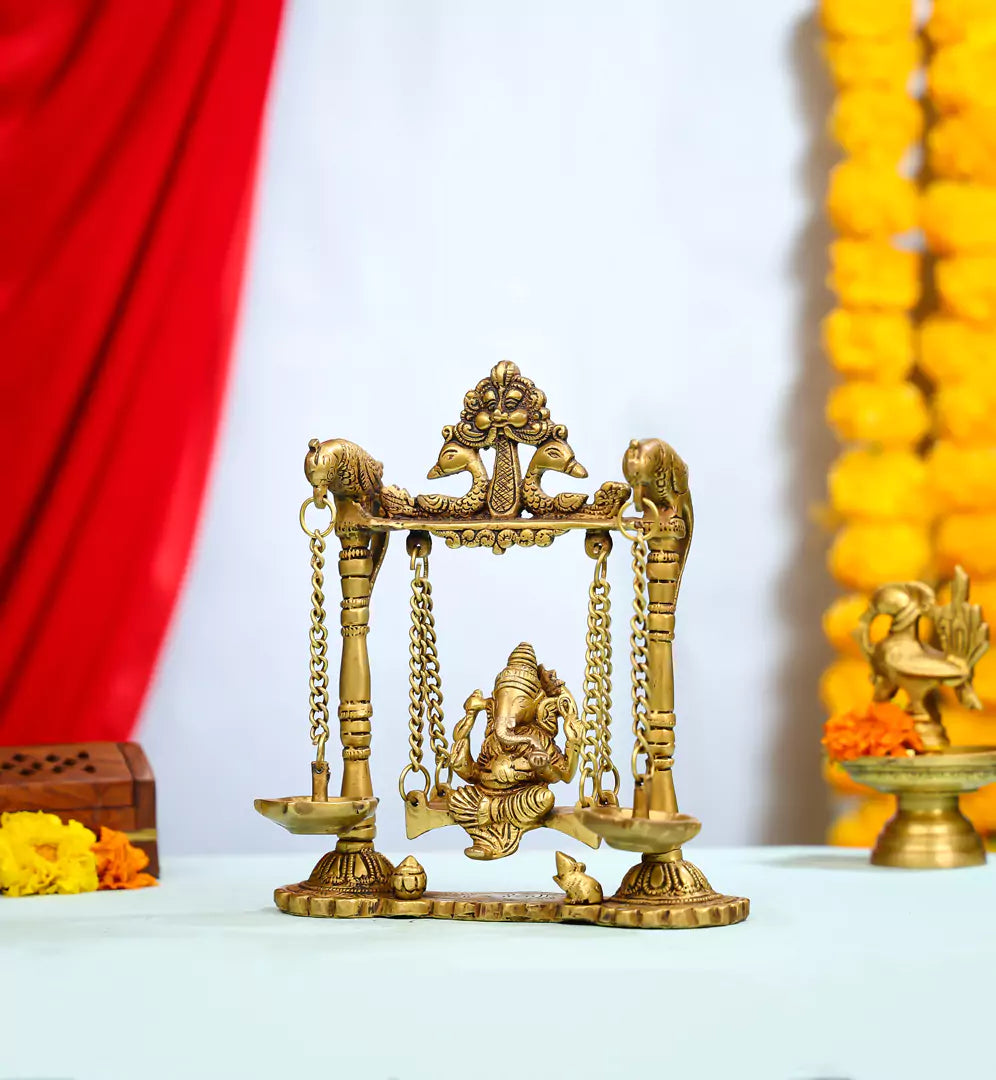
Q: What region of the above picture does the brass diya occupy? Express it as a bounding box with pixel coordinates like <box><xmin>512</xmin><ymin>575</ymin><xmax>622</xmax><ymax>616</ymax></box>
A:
<box><xmin>255</xmin><ymin>362</ymin><xmax>748</xmax><ymax>928</ymax></box>
<box><xmin>839</xmin><ymin>568</ymin><xmax>996</xmax><ymax>869</ymax></box>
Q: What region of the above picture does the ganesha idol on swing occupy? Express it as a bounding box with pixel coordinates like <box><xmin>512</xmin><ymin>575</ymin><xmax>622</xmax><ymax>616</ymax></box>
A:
<box><xmin>447</xmin><ymin>642</ymin><xmax>583</xmax><ymax>859</ymax></box>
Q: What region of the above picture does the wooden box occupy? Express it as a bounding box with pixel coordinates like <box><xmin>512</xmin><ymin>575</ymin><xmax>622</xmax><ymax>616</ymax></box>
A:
<box><xmin>0</xmin><ymin>742</ymin><xmax>158</xmax><ymax>876</ymax></box>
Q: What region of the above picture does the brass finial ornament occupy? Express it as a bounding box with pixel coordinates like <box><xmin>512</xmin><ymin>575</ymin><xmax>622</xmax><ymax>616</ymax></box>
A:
<box><xmin>255</xmin><ymin>362</ymin><xmax>749</xmax><ymax>928</ymax></box>
<box><xmin>836</xmin><ymin>567</ymin><xmax>996</xmax><ymax>869</ymax></box>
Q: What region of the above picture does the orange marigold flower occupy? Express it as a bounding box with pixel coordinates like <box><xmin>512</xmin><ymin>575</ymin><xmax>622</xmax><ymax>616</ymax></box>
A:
<box><xmin>928</xmin><ymin>0</ymin><xmax>996</xmax><ymax>45</ymax></box>
<box><xmin>922</xmin><ymin>182</ymin><xmax>996</xmax><ymax>255</ymax></box>
<box><xmin>828</xmin><ymin>448</ymin><xmax>931</xmax><ymax>521</ymax></box>
<box><xmin>936</xmin><ymin>255</ymin><xmax>996</xmax><ymax>322</ymax></box>
<box><xmin>919</xmin><ymin>316</ymin><xmax>996</xmax><ymax>384</ymax></box>
<box><xmin>929</xmin><ymin>40</ymin><xmax>996</xmax><ymax>113</ymax></box>
<box><xmin>823</xmin><ymin>35</ymin><xmax>921</xmax><ymax>91</ymax></box>
<box><xmin>936</xmin><ymin>513</ymin><xmax>996</xmax><ymax>578</ymax></box>
<box><xmin>823</xmin><ymin>700</ymin><xmax>924</xmax><ymax>761</ymax></box>
<box><xmin>826</xmin><ymin>380</ymin><xmax>930</xmax><ymax>447</ymax></box>
<box><xmin>91</xmin><ymin>827</ymin><xmax>158</xmax><ymax>891</ymax></box>
<box><xmin>934</xmin><ymin>380</ymin><xmax>996</xmax><ymax>444</ymax></box>
<box><xmin>827</xmin><ymin>161</ymin><xmax>918</xmax><ymax>238</ymax></box>
<box><xmin>830</xmin><ymin>89</ymin><xmax>923</xmax><ymax>160</ymax></box>
<box><xmin>828</xmin><ymin>240</ymin><xmax>920</xmax><ymax>309</ymax></box>
<box><xmin>829</xmin><ymin>520</ymin><xmax>933</xmax><ymax>591</ymax></box>
<box><xmin>929</xmin><ymin>109</ymin><xmax>996</xmax><ymax>184</ymax></box>
<box><xmin>822</xmin><ymin>309</ymin><xmax>914</xmax><ymax>382</ymax></box>
<box><xmin>819</xmin><ymin>0</ymin><xmax>914</xmax><ymax>39</ymax></box>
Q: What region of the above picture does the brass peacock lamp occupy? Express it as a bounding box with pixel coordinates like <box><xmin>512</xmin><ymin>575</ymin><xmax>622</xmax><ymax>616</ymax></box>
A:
<box><xmin>839</xmin><ymin>567</ymin><xmax>996</xmax><ymax>869</ymax></box>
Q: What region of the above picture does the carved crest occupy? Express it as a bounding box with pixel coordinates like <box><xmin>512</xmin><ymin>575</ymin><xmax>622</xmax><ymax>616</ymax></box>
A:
<box><xmin>378</xmin><ymin>361</ymin><xmax>629</xmax><ymax>530</ymax></box>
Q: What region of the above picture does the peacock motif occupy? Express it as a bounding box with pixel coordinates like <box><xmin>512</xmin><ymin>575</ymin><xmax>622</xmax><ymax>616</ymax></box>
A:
<box><xmin>856</xmin><ymin>566</ymin><xmax>990</xmax><ymax>749</ymax></box>
<box><xmin>521</xmin><ymin>437</ymin><xmax>590</xmax><ymax>515</ymax></box>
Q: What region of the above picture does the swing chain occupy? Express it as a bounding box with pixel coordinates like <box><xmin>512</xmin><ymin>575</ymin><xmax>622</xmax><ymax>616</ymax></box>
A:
<box><xmin>401</xmin><ymin>552</ymin><xmax>433</xmax><ymax>798</ymax></box>
<box><xmin>419</xmin><ymin>560</ymin><xmax>450</xmax><ymax>794</ymax></box>
<box><xmin>301</xmin><ymin>501</ymin><xmax>334</xmax><ymax>764</ymax></box>
<box><xmin>400</xmin><ymin>537</ymin><xmax>450</xmax><ymax>800</ymax></box>
<box><xmin>579</xmin><ymin>541</ymin><xmax>619</xmax><ymax>807</ymax></box>
<box><xmin>630</xmin><ymin>528</ymin><xmax>653</xmax><ymax>786</ymax></box>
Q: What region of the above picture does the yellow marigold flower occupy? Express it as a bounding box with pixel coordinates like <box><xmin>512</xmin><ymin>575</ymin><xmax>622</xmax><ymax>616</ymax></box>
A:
<box><xmin>819</xmin><ymin>0</ymin><xmax>914</xmax><ymax>38</ymax></box>
<box><xmin>929</xmin><ymin>40</ymin><xmax>996</xmax><ymax>113</ymax></box>
<box><xmin>830</xmin><ymin>89</ymin><xmax>923</xmax><ymax>160</ymax></box>
<box><xmin>928</xmin><ymin>0</ymin><xmax>996</xmax><ymax>45</ymax></box>
<box><xmin>927</xmin><ymin>441</ymin><xmax>996</xmax><ymax>512</ymax></box>
<box><xmin>820</xmin><ymin>657</ymin><xmax>874</xmax><ymax>715</ymax></box>
<box><xmin>963</xmin><ymin>783</ymin><xmax>996</xmax><ymax>833</ymax></box>
<box><xmin>826</xmin><ymin>161</ymin><xmax>918</xmax><ymax>238</ymax></box>
<box><xmin>823</xmin><ymin>35</ymin><xmax>921</xmax><ymax>91</ymax></box>
<box><xmin>975</xmin><ymin>650</ymin><xmax>996</xmax><ymax>709</ymax></box>
<box><xmin>823</xmin><ymin>593</ymin><xmax>873</xmax><ymax>658</ymax></box>
<box><xmin>919</xmin><ymin>316</ymin><xmax>996</xmax><ymax>384</ymax></box>
<box><xmin>929</xmin><ymin>109</ymin><xmax>996</xmax><ymax>184</ymax></box>
<box><xmin>934</xmin><ymin>380</ymin><xmax>996</xmax><ymax>444</ymax></box>
<box><xmin>823</xmin><ymin>757</ymin><xmax>876</xmax><ymax>796</ymax></box>
<box><xmin>922</xmin><ymin>183</ymin><xmax>996</xmax><ymax>255</ymax></box>
<box><xmin>828</xmin><ymin>240</ymin><xmax>920</xmax><ymax>309</ymax></box>
<box><xmin>936</xmin><ymin>512</ymin><xmax>996</xmax><ymax>577</ymax></box>
<box><xmin>936</xmin><ymin>255</ymin><xmax>996</xmax><ymax>322</ymax></box>
<box><xmin>828</xmin><ymin>448</ymin><xmax>930</xmax><ymax>521</ymax></box>
<box><xmin>822</xmin><ymin>309</ymin><xmax>914</xmax><ymax>381</ymax></box>
<box><xmin>827</xmin><ymin>797</ymin><xmax>894</xmax><ymax>847</ymax></box>
<box><xmin>942</xmin><ymin>701</ymin><xmax>996</xmax><ymax>746</ymax></box>
<box><xmin>829</xmin><ymin>520</ymin><xmax>933</xmax><ymax>591</ymax></box>
<box><xmin>0</xmin><ymin>811</ymin><xmax>98</xmax><ymax>897</ymax></box>
<box><xmin>826</xmin><ymin>380</ymin><xmax>930</xmax><ymax>447</ymax></box>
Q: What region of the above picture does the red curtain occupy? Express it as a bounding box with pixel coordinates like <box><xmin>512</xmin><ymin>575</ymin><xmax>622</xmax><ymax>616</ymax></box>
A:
<box><xmin>0</xmin><ymin>0</ymin><xmax>284</xmax><ymax>744</ymax></box>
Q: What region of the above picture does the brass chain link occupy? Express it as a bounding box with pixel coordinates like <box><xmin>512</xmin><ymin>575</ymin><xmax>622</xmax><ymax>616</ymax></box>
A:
<box><xmin>630</xmin><ymin>530</ymin><xmax>652</xmax><ymax>786</ymax></box>
<box><xmin>400</xmin><ymin>554</ymin><xmax>433</xmax><ymax>798</ymax></box>
<box><xmin>300</xmin><ymin>498</ymin><xmax>335</xmax><ymax>763</ymax></box>
<box><xmin>399</xmin><ymin>544</ymin><xmax>450</xmax><ymax>799</ymax></box>
<box><xmin>418</xmin><ymin>566</ymin><xmax>450</xmax><ymax>793</ymax></box>
<box><xmin>578</xmin><ymin>547</ymin><xmax>619</xmax><ymax>806</ymax></box>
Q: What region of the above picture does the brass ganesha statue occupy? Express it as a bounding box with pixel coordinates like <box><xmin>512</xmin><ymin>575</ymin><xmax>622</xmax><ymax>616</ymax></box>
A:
<box><xmin>447</xmin><ymin>643</ymin><xmax>583</xmax><ymax>859</ymax></box>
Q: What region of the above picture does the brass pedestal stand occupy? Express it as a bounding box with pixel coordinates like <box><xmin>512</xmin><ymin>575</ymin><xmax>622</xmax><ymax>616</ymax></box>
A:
<box><xmin>842</xmin><ymin>749</ymin><xmax>996</xmax><ymax>869</ymax></box>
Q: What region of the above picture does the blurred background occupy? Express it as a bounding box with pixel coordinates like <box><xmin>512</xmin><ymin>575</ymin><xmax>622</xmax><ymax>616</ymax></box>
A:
<box><xmin>14</xmin><ymin>0</ymin><xmax>986</xmax><ymax>859</ymax></box>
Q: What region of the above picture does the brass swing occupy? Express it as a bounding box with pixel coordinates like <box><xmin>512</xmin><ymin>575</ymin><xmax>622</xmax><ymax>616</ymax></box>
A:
<box><xmin>396</xmin><ymin>527</ymin><xmax>618</xmax><ymax>853</ymax></box>
<box><xmin>255</xmin><ymin>361</ymin><xmax>749</xmax><ymax>928</ymax></box>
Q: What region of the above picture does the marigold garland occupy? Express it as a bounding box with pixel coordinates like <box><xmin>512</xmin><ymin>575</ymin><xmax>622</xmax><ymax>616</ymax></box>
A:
<box><xmin>819</xmin><ymin>0</ymin><xmax>933</xmax><ymax>849</ymax></box>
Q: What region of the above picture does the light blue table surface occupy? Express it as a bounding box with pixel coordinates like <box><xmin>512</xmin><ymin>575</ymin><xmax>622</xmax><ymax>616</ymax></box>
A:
<box><xmin>1</xmin><ymin>846</ymin><xmax>992</xmax><ymax>1080</ymax></box>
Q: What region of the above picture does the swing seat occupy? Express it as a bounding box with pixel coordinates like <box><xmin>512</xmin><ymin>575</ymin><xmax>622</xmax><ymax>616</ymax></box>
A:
<box><xmin>254</xmin><ymin>795</ymin><xmax>378</xmax><ymax>835</ymax></box>
<box><xmin>579</xmin><ymin>806</ymin><xmax>700</xmax><ymax>853</ymax></box>
<box><xmin>404</xmin><ymin>790</ymin><xmax>601</xmax><ymax>849</ymax></box>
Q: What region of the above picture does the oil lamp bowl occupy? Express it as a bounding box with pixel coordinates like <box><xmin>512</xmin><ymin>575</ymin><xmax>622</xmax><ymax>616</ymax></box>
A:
<box><xmin>254</xmin><ymin>795</ymin><xmax>378</xmax><ymax>835</ymax></box>
<box><xmin>578</xmin><ymin>807</ymin><xmax>702</xmax><ymax>853</ymax></box>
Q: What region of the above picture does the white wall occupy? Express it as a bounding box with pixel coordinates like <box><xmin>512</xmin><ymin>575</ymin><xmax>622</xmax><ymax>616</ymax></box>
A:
<box><xmin>138</xmin><ymin>0</ymin><xmax>837</xmax><ymax>857</ymax></box>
